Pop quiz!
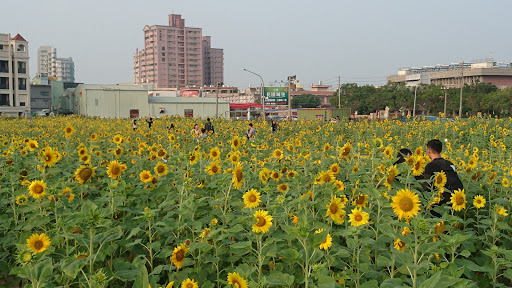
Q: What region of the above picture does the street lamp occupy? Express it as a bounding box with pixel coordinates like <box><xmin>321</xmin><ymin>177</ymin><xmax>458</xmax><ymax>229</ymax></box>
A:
<box><xmin>287</xmin><ymin>75</ymin><xmax>296</xmax><ymax>120</ymax></box>
<box><xmin>243</xmin><ymin>68</ymin><xmax>265</xmax><ymax>121</ymax></box>
<box><xmin>215</xmin><ymin>82</ymin><xmax>223</xmax><ymax>118</ymax></box>
<box><xmin>413</xmin><ymin>85</ymin><xmax>419</xmax><ymax>117</ymax></box>
<box><xmin>441</xmin><ymin>87</ymin><xmax>449</xmax><ymax>117</ymax></box>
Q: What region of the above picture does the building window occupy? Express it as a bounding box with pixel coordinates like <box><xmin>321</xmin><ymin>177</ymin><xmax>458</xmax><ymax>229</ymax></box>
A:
<box><xmin>20</xmin><ymin>102</ymin><xmax>25</xmax><ymax>106</ymax></box>
<box><xmin>40</xmin><ymin>91</ymin><xmax>49</xmax><ymax>96</ymax></box>
<box><xmin>18</xmin><ymin>61</ymin><xmax>26</xmax><ymax>74</ymax></box>
<box><xmin>184</xmin><ymin>109</ymin><xmax>193</xmax><ymax>117</ymax></box>
<box><xmin>18</xmin><ymin>78</ymin><xmax>26</xmax><ymax>90</ymax></box>
<box><xmin>0</xmin><ymin>60</ymin><xmax>7</xmax><ymax>73</ymax></box>
<box><xmin>0</xmin><ymin>77</ymin><xmax>8</xmax><ymax>89</ymax></box>
<box><xmin>0</xmin><ymin>94</ymin><xmax>8</xmax><ymax>106</ymax></box>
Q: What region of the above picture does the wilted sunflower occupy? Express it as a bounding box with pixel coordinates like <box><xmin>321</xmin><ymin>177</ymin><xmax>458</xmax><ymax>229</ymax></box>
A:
<box><xmin>209</xmin><ymin>146</ymin><xmax>220</xmax><ymax>160</ymax></box>
<box><xmin>390</xmin><ymin>189</ymin><xmax>421</xmax><ymax>220</ymax></box>
<box><xmin>171</xmin><ymin>243</ymin><xmax>190</xmax><ymax>269</ymax></box>
<box><xmin>139</xmin><ymin>170</ymin><xmax>153</xmax><ymax>183</ymax></box>
<box><xmin>433</xmin><ymin>171</ymin><xmax>447</xmax><ymax>189</ymax></box>
<box><xmin>473</xmin><ymin>195</ymin><xmax>485</xmax><ymax>209</ymax></box>
<box><xmin>26</xmin><ymin>233</ymin><xmax>51</xmax><ymax>254</ymax></box>
<box><xmin>272</xmin><ymin>149</ymin><xmax>284</xmax><ymax>159</ymax></box>
<box><xmin>154</xmin><ymin>161</ymin><xmax>168</xmax><ymax>177</ymax></box>
<box><xmin>232</xmin><ymin>163</ymin><xmax>244</xmax><ymax>189</ymax></box>
<box><xmin>348</xmin><ymin>207</ymin><xmax>369</xmax><ymax>227</ymax></box>
<box><xmin>64</xmin><ymin>125</ymin><xmax>75</xmax><ymax>136</ymax></box>
<box><xmin>180</xmin><ymin>278</ymin><xmax>198</xmax><ymax>288</ymax></box>
<box><xmin>315</xmin><ymin>229</ymin><xmax>333</xmax><ymax>250</ymax></box>
<box><xmin>394</xmin><ymin>238</ymin><xmax>406</xmax><ymax>252</ymax></box>
<box><xmin>107</xmin><ymin>160</ymin><xmax>126</xmax><ymax>179</ymax></box>
<box><xmin>277</xmin><ymin>183</ymin><xmax>288</xmax><ymax>193</ymax></box>
<box><xmin>28</xmin><ymin>180</ymin><xmax>47</xmax><ymax>199</ymax></box>
<box><xmin>450</xmin><ymin>189</ymin><xmax>466</xmax><ymax>211</ymax></box>
<box><xmin>243</xmin><ymin>189</ymin><xmax>261</xmax><ymax>208</ymax></box>
<box><xmin>75</xmin><ymin>166</ymin><xmax>95</xmax><ymax>184</ymax></box>
<box><xmin>227</xmin><ymin>272</ymin><xmax>248</xmax><ymax>288</ymax></box>
<box><xmin>352</xmin><ymin>194</ymin><xmax>369</xmax><ymax>208</ymax></box>
<box><xmin>206</xmin><ymin>161</ymin><xmax>221</xmax><ymax>175</ymax></box>
<box><xmin>339</xmin><ymin>142</ymin><xmax>352</xmax><ymax>159</ymax></box>
<box><xmin>252</xmin><ymin>210</ymin><xmax>273</xmax><ymax>234</ymax></box>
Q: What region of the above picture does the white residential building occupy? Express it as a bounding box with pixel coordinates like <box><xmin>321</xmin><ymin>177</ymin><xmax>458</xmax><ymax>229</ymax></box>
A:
<box><xmin>0</xmin><ymin>33</ymin><xmax>31</xmax><ymax>116</ymax></box>
<box><xmin>37</xmin><ymin>46</ymin><xmax>75</xmax><ymax>82</ymax></box>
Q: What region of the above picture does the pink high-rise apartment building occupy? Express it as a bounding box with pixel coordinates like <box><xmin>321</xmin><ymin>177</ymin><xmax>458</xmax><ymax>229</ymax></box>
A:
<box><xmin>134</xmin><ymin>14</ymin><xmax>223</xmax><ymax>88</ymax></box>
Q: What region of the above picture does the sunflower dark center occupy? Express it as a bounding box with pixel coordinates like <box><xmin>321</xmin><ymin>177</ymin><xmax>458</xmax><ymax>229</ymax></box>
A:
<box><xmin>249</xmin><ymin>195</ymin><xmax>257</xmax><ymax>202</ymax></box>
<box><xmin>355</xmin><ymin>214</ymin><xmax>363</xmax><ymax>222</ymax></box>
<box><xmin>399</xmin><ymin>197</ymin><xmax>413</xmax><ymax>212</ymax></box>
<box><xmin>157</xmin><ymin>166</ymin><xmax>165</xmax><ymax>173</ymax></box>
<box><xmin>34</xmin><ymin>240</ymin><xmax>43</xmax><ymax>250</ymax></box>
<box><xmin>34</xmin><ymin>185</ymin><xmax>44</xmax><ymax>194</ymax></box>
<box><xmin>80</xmin><ymin>168</ymin><xmax>92</xmax><ymax>181</ymax></box>
<box><xmin>112</xmin><ymin>166</ymin><xmax>121</xmax><ymax>175</ymax></box>
<box><xmin>236</xmin><ymin>170</ymin><xmax>243</xmax><ymax>181</ymax></box>
<box><xmin>176</xmin><ymin>250</ymin><xmax>185</xmax><ymax>261</ymax></box>
<box><xmin>456</xmin><ymin>196</ymin><xmax>465</xmax><ymax>205</ymax></box>
<box><xmin>329</xmin><ymin>203</ymin><xmax>338</xmax><ymax>214</ymax></box>
<box><xmin>211</xmin><ymin>166</ymin><xmax>218</xmax><ymax>173</ymax></box>
<box><xmin>257</xmin><ymin>216</ymin><xmax>266</xmax><ymax>226</ymax></box>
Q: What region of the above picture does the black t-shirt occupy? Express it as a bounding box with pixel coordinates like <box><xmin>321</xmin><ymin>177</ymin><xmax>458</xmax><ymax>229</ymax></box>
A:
<box><xmin>423</xmin><ymin>157</ymin><xmax>464</xmax><ymax>205</ymax></box>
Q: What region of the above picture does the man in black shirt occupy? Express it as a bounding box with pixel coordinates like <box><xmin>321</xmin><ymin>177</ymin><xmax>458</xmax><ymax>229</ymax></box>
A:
<box><xmin>205</xmin><ymin>118</ymin><xmax>214</xmax><ymax>135</ymax></box>
<box><xmin>423</xmin><ymin>139</ymin><xmax>464</xmax><ymax>214</ymax></box>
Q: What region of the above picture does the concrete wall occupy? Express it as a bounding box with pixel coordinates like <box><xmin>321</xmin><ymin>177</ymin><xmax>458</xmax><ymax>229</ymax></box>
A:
<box><xmin>30</xmin><ymin>84</ymin><xmax>51</xmax><ymax>113</ymax></box>
<box><xmin>149</xmin><ymin>101</ymin><xmax>229</xmax><ymax>118</ymax></box>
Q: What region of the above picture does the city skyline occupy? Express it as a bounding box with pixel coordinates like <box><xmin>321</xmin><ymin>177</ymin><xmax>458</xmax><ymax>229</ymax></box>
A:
<box><xmin>2</xmin><ymin>0</ymin><xmax>511</xmax><ymax>89</ymax></box>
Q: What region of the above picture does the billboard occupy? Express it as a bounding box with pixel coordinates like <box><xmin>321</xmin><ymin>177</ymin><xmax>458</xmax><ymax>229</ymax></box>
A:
<box><xmin>263</xmin><ymin>87</ymin><xmax>289</xmax><ymax>105</ymax></box>
<box><xmin>180</xmin><ymin>90</ymin><xmax>199</xmax><ymax>97</ymax></box>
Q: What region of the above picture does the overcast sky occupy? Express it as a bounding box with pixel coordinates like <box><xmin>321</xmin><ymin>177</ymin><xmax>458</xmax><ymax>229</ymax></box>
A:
<box><xmin>3</xmin><ymin>0</ymin><xmax>511</xmax><ymax>89</ymax></box>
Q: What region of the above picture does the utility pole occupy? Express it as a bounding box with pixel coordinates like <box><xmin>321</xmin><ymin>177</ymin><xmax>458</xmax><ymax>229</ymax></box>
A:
<box><xmin>459</xmin><ymin>61</ymin><xmax>464</xmax><ymax>118</ymax></box>
<box><xmin>337</xmin><ymin>76</ymin><xmax>341</xmax><ymax>108</ymax></box>
<box><xmin>215</xmin><ymin>82</ymin><xmax>223</xmax><ymax>118</ymax></box>
<box><xmin>441</xmin><ymin>86</ymin><xmax>449</xmax><ymax>117</ymax></box>
<box><xmin>287</xmin><ymin>75</ymin><xmax>296</xmax><ymax>120</ymax></box>
<box><xmin>413</xmin><ymin>85</ymin><xmax>418</xmax><ymax>117</ymax></box>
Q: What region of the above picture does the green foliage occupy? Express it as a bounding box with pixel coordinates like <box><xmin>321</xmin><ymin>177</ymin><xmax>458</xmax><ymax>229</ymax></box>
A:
<box><xmin>291</xmin><ymin>93</ymin><xmax>321</xmax><ymax>108</ymax></box>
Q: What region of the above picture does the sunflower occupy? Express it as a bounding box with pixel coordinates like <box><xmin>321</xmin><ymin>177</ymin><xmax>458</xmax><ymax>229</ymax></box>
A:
<box><xmin>113</xmin><ymin>134</ymin><xmax>123</xmax><ymax>145</ymax></box>
<box><xmin>330</xmin><ymin>163</ymin><xmax>340</xmax><ymax>175</ymax></box>
<box><xmin>497</xmin><ymin>206</ymin><xmax>508</xmax><ymax>217</ymax></box>
<box><xmin>467</xmin><ymin>157</ymin><xmax>477</xmax><ymax>169</ymax></box>
<box><xmin>227</xmin><ymin>272</ymin><xmax>248</xmax><ymax>288</ymax></box>
<box><xmin>433</xmin><ymin>171</ymin><xmax>447</xmax><ymax>189</ymax></box>
<box><xmin>39</xmin><ymin>147</ymin><xmax>58</xmax><ymax>167</ymax></box>
<box><xmin>252</xmin><ymin>210</ymin><xmax>273</xmax><ymax>234</ymax></box>
<box><xmin>139</xmin><ymin>170</ymin><xmax>153</xmax><ymax>183</ymax></box>
<box><xmin>107</xmin><ymin>161</ymin><xmax>125</xmax><ymax>179</ymax></box>
<box><xmin>272</xmin><ymin>149</ymin><xmax>284</xmax><ymax>159</ymax></box>
<box><xmin>231</xmin><ymin>136</ymin><xmax>241</xmax><ymax>150</ymax></box>
<box><xmin>78</xmin><ymin>147</ymin><xmax>88</xmax><ymax>156</ymax></box>
<box><xmin>199</xmin><ymin>228</ymin><xmax>211</xmax><ymax>239</ymax></box>
<box><xmin>290</xmin><ymin>213</ymin><xmax>299</xmax><ymax>226</ymax></box>
<box><xmin>232</xmin><ymin>163</ymin><xmax>244</xmax><ymax>189</ymax></box>
<box><xmin>187</xmin><ymin>152</ymin><xmax>199</xmax><ymax>165</ymax></box>
<box><xmin>270</xmin><ymin>171</ymin><xmax>280</xmax><ymax>181</ymax></box>
<box><xmin>229</xmin><ymin>152</ymin><xmax>240</xmax><ymax>164</ymax></box>
<box><xmin>390</xmin><ymin>189</ymin><xmax>421</xmax><ymax>220</ymax></box>
<box><xmin>209</xmin><ymin>147</ymin><xmax>220</xmax><ymax>160</ymax></box>
<box><xmin>16</xmin><ymin>195</ymin><xmax>28</xmax><ymax>205</ymax></box>
<box><xmin>383</xmin><ymin>146</ymin><xmax>394</xmax><ymax>159</ymax></box>
<box><xmin>394</xmin><ymin>238</ymin><xmax>406</xmax><ymax>252</ymax></box>
<box><xmin>315</xmin><ymin>229</ymin><xmax>333</xmax><ymax>250</ymax></box>
<box><xmin>339</xmin><ymin>142</ymin><xmax>352</xmax><ymax>159</ymax></box>
<box><xmin>450</xmin><ymin>189</ymin><xmax>466</xmax><ymax>211</ymax></box>
<box><xmin>473</xmin><ymin>195</ymin><xmax>485</xmax><ymax>209</ymax></box>
<box><xmin>352</xmin><ymin>194</ymin><xmax>369</xmax><ymax>208</ymax></box>
<box><xmin>64</xmin><ymin>125</ymin><xmax>74</xmax><ymax>136</ymax></box>
<box><xmin>26</xmin><ymin>233</ymin><xmax>51</xmax><ymax>254</ymax></box>
<box><xmin>317</xmin><ymin>170</ymin><xmax>335</xmax><ymax>184</ymax></box>
<box><xmin>348</xmin><ymin>207</ymin><xmax>369</xmax><ymax>227</ymax></box>
<box><xmin>277</xmin><ymin>183</ymin><xmax>288</xmax><ymax>193</ymax></box>
<box><xmin>503</xmin><ymin>177</ymin><xmax>510</xmax><ymax>188</ymax></box>
<box><xmin>28</xmin><ymin>180</ymin><xmax>47</xmax><ymax>199</ymax></box>
<box><xmin>166</xmin><ymin>282</ymin><xmax>175</xmax><ymax>288</ymax></box>
<box><xmin>80</xmin><ymin>154</ymin><xmax>91</xmax><ymax>164</ymax></box>
<box><xmin>259</xmin><ymin>168</ymin><xmax>270</xmax><ymax>184</ymax></box>
<box><xmin>243</xmin><ymin>189</ymin><xmax>261</xmax><ymax>208</ymax></box>
<box><xmin>401</xmin><ymin>227</ymin><xmax>413</xmax><ymax>236</ymax></box>
<box><xmin>154</xmin><ymin>161</ymin><xmax>168</xmax><ymax>177</ymax></box>
<box><xmin>27</xmin><ymin>140</ymin><xmax>39</xmax><ymax>151</ymax></box>
<box><xmin>205</xmin><ymin>161</ymin><xmax>221</xmax><ymax>176</ymax></box>
<box><xmin>180</xmin><ymin>278</ymin><xmax>198</xmax><ymax>288</ymax></box>
<box><xmin>488</xmin><ymin>172</ymin><xmax>497</xmax><ymax>184</ymax></box>
<box><xmin>171</xmin><ymin>244</ymin><xmax>190</xmax><ymax>269</ymax></box>
<box><xmin>384</xmin><ymin>165</ymin><xmax>398</xmax><ymax>190</ymax></box>
<box><xmin>75</xmin><ymin>166</ymin><xmax>95</xmax><ymax>184</ymax></box>
<box><xmin>411</xmin><ymin>157</ymin><xmax>425</xmax><ymax>176</ymax></box>
<box><xmin>91</xmin><ymin>133</ymin><xmax>98</xmax><ymax>141</ymax></box>
<box><xmin>414</xmin><ymin>146</ymin><xmax>423</xmax><ymax>156</ymax></box>
<box><xmin>326</xmin><ymin>196</ymin><xmax>344</xmax><ymax>219</ymax></box>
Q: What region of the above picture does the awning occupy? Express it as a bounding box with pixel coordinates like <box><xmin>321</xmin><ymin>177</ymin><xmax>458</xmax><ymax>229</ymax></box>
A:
<box><xmin>229</xmin><ymin>103</ymin><xmax>276</xmax><ymax>110</ymax></box>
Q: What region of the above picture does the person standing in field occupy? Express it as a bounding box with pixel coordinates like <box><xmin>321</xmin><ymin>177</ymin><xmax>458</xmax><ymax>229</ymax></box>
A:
<box><xmin>205</xmin><ymin>118</ymin><xmax>215</xmax><ymax>135</ymax></box>
<box><xmin>146</xmin><ymin>117</ymin><xmax>154</xmax><ymax>129</ymax></box>
<box><xmin>247</xmin><ymin>123</ymin><xmax>256</xmax><ymax>140</ymax></box>
<box><xmin>132</xmin><ymin>119</ymin><xmax>137</xmax><ymax>131</ymax></box>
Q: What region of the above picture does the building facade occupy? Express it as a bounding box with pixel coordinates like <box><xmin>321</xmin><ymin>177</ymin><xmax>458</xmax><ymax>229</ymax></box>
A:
<box><xmin>202</xmin><ymin>36</ymin><xmax>224</xmax><ymax>86</ymax></box>
<box><xmin>30</xmin><ymin>84</ymin><xmax>52</xmax><ymax>113</ymax></box>
<box><xmin>290</xmin><ymin>83</ymin><xmax>335</xmax><ymax>108</ymax></box>
<box><xmin>387</xmin><ymin>61</ymin><xmax>512</xmax><ymax>88</ymax></box>
<box><xmin>37</xmin><ymin>46</ymin><xmax>75</xmax><ymax>82</ymax></box>
<box><xmin>134</xmin><ymin>14</ymin><xmax>223</xmax><ymax>89</ymax></box>
<box><xmin>0</xmin><ymin>33</ymin><xmax>31</xmax><ymax>116</ymax></box>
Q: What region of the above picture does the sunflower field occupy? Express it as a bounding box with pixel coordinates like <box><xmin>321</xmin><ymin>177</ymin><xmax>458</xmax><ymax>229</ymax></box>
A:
<box><xmin>1</xmin><ymin>115</ymin><xmax>512</xmax><ymax>288</ymax></box>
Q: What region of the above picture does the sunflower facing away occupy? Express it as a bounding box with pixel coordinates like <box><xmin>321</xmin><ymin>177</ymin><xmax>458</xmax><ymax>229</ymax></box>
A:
<box><xmin>450</xmin><ymin>189</ymin><xmax>467</xmax><ymax>211</ymax></box>
<box><xmin>180</xmin><ymin>278</ymin><xmax>198</xmax><ymax>288</ymax></box>
<box><xmin>75</xmin><ymin>166</ymin><xmax>95</xmax><ymax>184</ymax></box>
<box><xmin>107</xmin><ymin>160</ymin><xmax>126</xmax><ymax>179</ymax></box>
<box><xmin>473</xmin><ymin>195</ymin><xmax>485</xmax><ymax>209</ymax></box>
<box><xmin>232</xmin><ymin>163</ymin><xmax>243</xmax><ymax>189</ymax></box>
<box><xmin>243</xmin><ymin>189</ymin><xmax>261</xmax><ymax>208</ymax></box>
<box><xmin>227</xmin><ymin>272</ymin><xmax>248</xmax><ymax>288</ymax></box>
<box><xmin>171</xmin><ymin>243</ymin><xmax>190</xmax><ymax>269</ymax></box>
<box><xmin>28</xmin><ymin>180</ymin><xmax>47</xmax><ymax>199</ymax></box>
<box><xmin>154</xmin><ymin>161</ymin><xmax>168</xmax><ymax>177</ymax></box>
<box><xmin>348</xmin><ymin>207</ymin><xmax>370</xmax><ymax>227</ymax></box>
<box><xmin>315</xmin><ymin>229</ymin><xmax>333</xmax><ymax>250</ymax></box>
<box><xmin>391</xmin><ymin>189</ymin><xmax>421</xmax><ymax>221</ymax></box>
<box><xmin>26</xmin><ymin>233</ymin><xmax>51</xmax><ymax>254</ymax></box>
<box><xmin>252</xmin><ymin>210</ymin><xmax>273</xmax><ymax>234</ymax></box>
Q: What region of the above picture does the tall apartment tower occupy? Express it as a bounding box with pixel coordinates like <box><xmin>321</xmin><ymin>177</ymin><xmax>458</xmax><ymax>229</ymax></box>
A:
<box><xmin>0</xmin><ymin>33</ymin><xmax>31</xmax><ymax>116</ymax></box>
<box><xmin>202</xmin><ymin>36</ymin><xmax>224</xmax><ymax>86</ymax></box>
<box><xmin>134</xmin><ymin>14</ymin><xmax>223</xmax><ymax>88</ymax></box>
<box><xmin>37</xmin><ymin>46</ymin><xmax>75</xmax><ymax>82</ymax></box>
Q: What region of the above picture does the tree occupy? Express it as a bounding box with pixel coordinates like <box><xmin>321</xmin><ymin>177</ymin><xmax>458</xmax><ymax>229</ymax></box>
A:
<box><xmin>291</xmin><ymin>94</ymin><xmax>321</xmax><ymax>108</ymax></box>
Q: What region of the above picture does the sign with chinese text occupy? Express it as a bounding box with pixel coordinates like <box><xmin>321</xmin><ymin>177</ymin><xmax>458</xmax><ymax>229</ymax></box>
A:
<box><xmin>263</xmin><ymin>87</ymin><xmax>289</xmax><ymax>105</ymax></box>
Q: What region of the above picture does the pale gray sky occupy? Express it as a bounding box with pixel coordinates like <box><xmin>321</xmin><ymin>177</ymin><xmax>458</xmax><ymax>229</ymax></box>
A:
<box><xmin>3</xmin><ymin>0</ymin><xmax>511</xmax><ymax>89</ymax></box>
